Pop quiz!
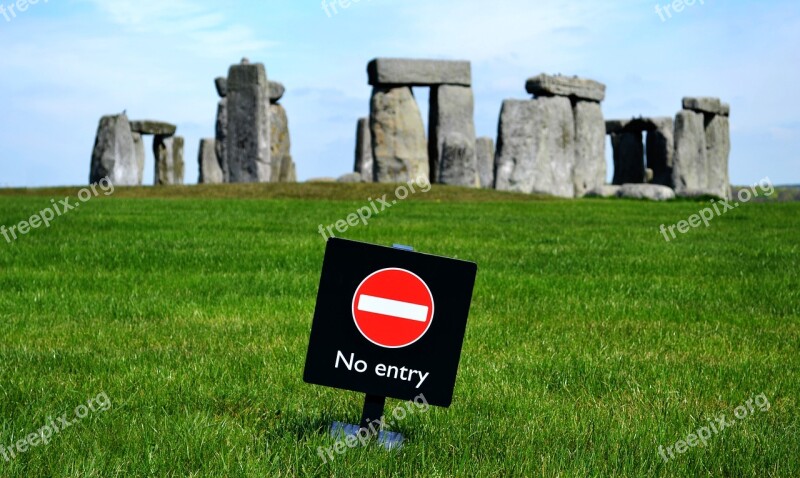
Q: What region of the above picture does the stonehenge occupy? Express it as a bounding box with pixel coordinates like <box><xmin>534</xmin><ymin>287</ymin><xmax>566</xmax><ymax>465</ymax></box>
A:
<box><xmin>606</xmin><ymin>117</ymin><xmax>674</xmax><ymax>187</ymax></box>
<box><xmin>355</xmin><ymin>58</ymin><xmax>479</xmax><ymax>186</ymax></box>
<box><xmin>494</xmin><ymin>74</ymin><xmax>607</xmax><ymax>197</ymax></box>
<box><xmin>90</xmin><ymin>113</ymin><xmax>183</xmax><ymax>186</ymax></box>
<box><xmin>204</xmin><ymin>59</ymin><xmax>296</xmax><ymax>184</ymax></box>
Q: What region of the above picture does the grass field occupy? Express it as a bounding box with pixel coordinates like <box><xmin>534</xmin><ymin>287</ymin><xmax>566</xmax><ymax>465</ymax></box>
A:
<box><xmin>0</xmin><ymin>183</ymin><xmax>798</xmax><ymax>477</ymax></box>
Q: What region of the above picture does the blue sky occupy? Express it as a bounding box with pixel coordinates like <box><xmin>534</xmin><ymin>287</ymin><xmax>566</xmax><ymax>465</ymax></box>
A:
<box><xmin>0</xmin><ymin>0</ymin><xmax>797</xmax><ymax>187</ymax></box>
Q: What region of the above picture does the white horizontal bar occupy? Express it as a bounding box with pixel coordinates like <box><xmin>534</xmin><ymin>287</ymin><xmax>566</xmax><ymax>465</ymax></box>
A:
<box><xmin>357</xmin><ymin>295</ymin><xmax>429</xmax><ymax>322</ymax></box>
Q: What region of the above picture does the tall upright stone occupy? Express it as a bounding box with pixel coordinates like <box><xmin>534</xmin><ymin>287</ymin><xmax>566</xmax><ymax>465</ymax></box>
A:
<box><xmin>215</xmin><ymin>98</ymin><xmax>228</xmax><ymax>180</ymax></box>
<box><xmin>704</xmin><ymin>114</ymin><xmax>731</xmax><ymax>199</ymax></box>
<box><xmin>611</xmin><ymin>131</ymin><xmax>645</xmax><ymax>185</ymax></box>
<box><xmin>131</xmin><ymin>132</ymin><xmax>146</xmax><ymax>185</ymax></box>
<box><xmin>269</xmin><ymin>103</ymin><xmax>293</xmax><ymax>182</ymax></box>
<box><xmin>672</xmin><ymin>109</ymin><xmax>707</xmax><ymax>195</ymax></box>
<box><xmin>354</xmin><ymin>117</ymin><xmax>374</xmax><ymax>182</ymax></box>
<box><xmin>495</xmin><ymin>96</ymin><xmax>576</xmax><ymax>197</ymax></box>
<box><xmin>475</xmin><ymin>137</ymin><xmax>495</xmax><ymax>189</ymax></box>
<box><xmin>225</xmin><ymin>61</ymin><xmax>271</xmax><ymax>183</ymax></box>
<box><xmin>429</xmin><ymin>85</ymin><xmax>478</xmax><ymax>186</ymax></box>
<box><xmin>645</xmin><ymin>117</ymin><xmax>674</xmax><ymax>187</ymax></box>
<box><xmin>370</xmin><ymin>86</ymin><xmax>429</xmax><ymax>182</ymax></box>
<box><xmin>573</xmin><ymin>101</ymin><xmax>606</xmax><ymax>196</ymax></box>
<box><xmin>198</xmin><ymin>138</ymin><xmax>223</xmax><ymax>184</ymax></box>
<box><xmin>90</xmin><ymin>113</ymin><xmax>138</xmax><ymax>185</ymax></box>
<box><xmin>153</xmin><ymin>135</ymin><xmax>184</xmax><ymax>185</ymax></box>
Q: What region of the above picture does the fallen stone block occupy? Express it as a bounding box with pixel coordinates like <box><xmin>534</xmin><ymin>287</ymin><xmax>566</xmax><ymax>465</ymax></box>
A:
<box><xmin>618</xmin><ymin>183</ymin><xmax>675</xmax><ymax>201</ymax></box>
<box><xmin>585</xmin><ymin>185</ymin><xmax>621</xmax><ymax>198</ymax></box>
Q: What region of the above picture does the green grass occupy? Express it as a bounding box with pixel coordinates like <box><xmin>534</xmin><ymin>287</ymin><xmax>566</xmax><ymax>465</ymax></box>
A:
<box><xmin>0</xmin><ymin>183</ymin><xmax>798</xmax><ymax>477</ymax></box>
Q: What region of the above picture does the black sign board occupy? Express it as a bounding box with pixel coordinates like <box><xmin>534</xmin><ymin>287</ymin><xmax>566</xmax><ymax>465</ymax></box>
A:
<box><xmin>303</xmin><ymin>238</ymin><xmax>477</xmax><ymax>407</ymax></box>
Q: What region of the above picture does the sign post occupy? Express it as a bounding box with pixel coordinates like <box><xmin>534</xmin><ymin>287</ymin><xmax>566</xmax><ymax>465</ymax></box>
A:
<box><xmin>304</xmin><ymin>238</ymin><xmax>477</xmax><ymax>448</ymax></box>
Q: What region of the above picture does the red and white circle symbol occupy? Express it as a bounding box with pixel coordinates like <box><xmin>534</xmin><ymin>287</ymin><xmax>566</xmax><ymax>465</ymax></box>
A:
<box><xmin>352</xmin><ymin>268</ymin><xmax>434</xmax><ymax>348</ymax></box>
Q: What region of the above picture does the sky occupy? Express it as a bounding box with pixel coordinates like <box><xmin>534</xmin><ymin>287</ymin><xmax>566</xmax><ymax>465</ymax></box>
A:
<box><xmin>0</xmin><ymin>0</ymin><xmax>797</xmax><ymax>187</ymax></box>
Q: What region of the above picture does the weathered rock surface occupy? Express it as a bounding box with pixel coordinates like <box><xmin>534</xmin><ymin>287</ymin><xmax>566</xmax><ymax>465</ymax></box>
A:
<box><xmin>198</xmin><ymin>138</ymin><xmax>223</xmax><ymax>184</ymax></box>
<box><xmin>585</xmin><ymin>185</ymin><xmax>621</xmax><ymax>198</ymax></box>
<box><xmin>215</xmin><ymin>98</ymin><xmax>228</xmax><ymax>180</ymax></box>
<box><xmin>129</xmin><ymin>120</ymin><xmax>177</xmax><ymax>136</ymax></box>
<box><xmin>526</xmin><ymin>74</ymin><xmax>606</xmax><ymax>102</ymax></box>
<box><xmin>90</xmin><ymin>113</ymin><xmax>139</xmax><ymax>186</ymax></box>
<box><xmin>672</xmin><ymin>110</ymin><xmax>707</xmax><ymax>196</ymax></box>
<box><xmin>225</xmin><ymin>62</ymin><xmax>271</xmax><ymax>183</ymax></box>
<box><xmin>354</xmin><ymin>117</ymin><xmax>374</xmax><ymax>182</ymax></box>
<box><xmin>475</xmin><ymin>137</ymin><xmax>495</xmax><ymax>189</ymax></box>
<box><xmin>269</xmin><ymin>81</ymin><xmax>285</xmax><ymax>103</ymax></box>
<box><xmin>618</xmin><ymin>183</ymin><xmax>675</xmax><ymax>201</ymax></box>
<box><xmin>611</xmin><ymin>131</ymin><xmax>645</xmax><ymax>185</ymax></box>
<box><xmin>370</xmin><ymin>86</ymin><xmax>429</xmax><ymax>183</ymax></box>
<box><xmin>269</xmin><ymin>103</ymin><xmax>294</xmax><ymax>182</ymax></box>
<box><xmin>429</xmin><ymin>85</ymin><xmax>478</xmax><ymax>186</ymax></box>
<box><xmin>494</xmin><ymin>96</ymin><xmax>575</xmax><ymax>197</ymax></box>
<box><xmin>368</xmin><ymin>58</ymin><xmax>471</xmax><ymax>86</ymax></box>
<box><xmin>153</xmin><ymin>135</ymin><xmax>184</xmax><ymax>185</ymax></box>
<box><xmin>131</xmin><ymin>132</ymin><xmax>146</xmax><ymax>185</ymax></box>
<box><xmin>704</xmin><ymin>114</ymin><xmax>731</xmax><ymax>199</ymax></box>
<box><xmin>646</xmin><ymin>117</ymin><xmax>674</xmax><ymax>187</ymax></box>
<box><xmin>279</xmin><ymin>155</ymin><xmax>297</xmax><ymax>182</ymax></box>
<box><xmin>573</xmin><ymin>100</ymin><xmax>606</xmax><ymax>196</ymax></box>
<box><xmin>682</xmin><ymin>97</ymin><xmax>726</xmax><ymax>115</ymax></box>
<box><xmin>337</xmin><ymin>172</ymin><xmax>364</xmax><ymax>183</ymax></box>
<box><xmin>215</xmin><ymin>77</ymin><xmax>227</xmax><ymax>97</ymax></box>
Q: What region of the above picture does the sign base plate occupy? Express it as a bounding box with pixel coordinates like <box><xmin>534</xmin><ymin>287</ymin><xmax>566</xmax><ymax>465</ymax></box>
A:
<box><xmin>330</xmin><ymin>422</ymin><xmax>404</xmax><ymax>450</ymax></box>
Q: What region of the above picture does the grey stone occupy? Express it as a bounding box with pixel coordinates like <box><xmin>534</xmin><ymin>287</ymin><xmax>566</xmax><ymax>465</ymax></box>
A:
<box><xmin>153</xmin><ymin>135</ymin><xmax>184</xmax><ymax>185</ymax></box>
<box><xmin>269</xmin><ymin>81</ymin><xmax>285</xmax><ymax>103</ymax></box>
<box><xmin>370</xmin><ymin>86</ymin><xmax>429</xmax><ymax>183</ymax></box>
<box><xmin>494</xmin><ymin>96</ymin><xmax>576</xmax><ymax>198</ymax></box>
<box><xmin>704</xmin><ymin>114</ymin><xmax>731</xmax><ymax>199</ymax></box>
<box><xmin>129</xmin><ymin>120</ymin><xmax>177</xmax><ymax>136</ymax></box>
<box><xmin>269</xmin><ymin>103</ymin><xmax>294</xmax><ymax>182</ymax></box>
<box><xmin>215</xmin><ymin>77</ymin><xmax>227</xmax><ymax>97</ymax></box>
<box><xmin>89</xmin><ymin>113</ymin><xmax>139</xmax><ymax>186</ymax></box>
<box><xmin>475</xmin><ymin>137</ymin><xmax>495</xmax><ymax>189</ymax></box>
<box><xmin>131</xmin><ymin>132</ymin><xmax>146</xmax><ymax>185</ymax></box>
<box><xmin>279</xmin><ymin>154</ymin><xmax>297</xmax><ymax>183</ymax></box>
<box><xmin>526</xmin><ymin>74</ymin><xmax>606</xmax><ymax>102</ymax></box>
<box><xmin>682</xmin><ymin>97</ymin><xmax>726</xmax><ymax>115</ymax></box>
<box><xmin>214</xmin><ymin>98</ymin><xmax>228</xmax><ymax>181</ymax></box>
<box><xmin>368</xmin><ymin>58</ymin><xmax>471</xmax><ymax>86</ymax></box>
<box><xmin>225</xmin><ymin>62</ymin><xmax>271</xmax><ymax>183</ymax></box>
<box><xmin>338</xmin><ymin>172</ymin><xmax>364</xmax><ymax>183</ymax></box>
<box><xmin>611</xmin><ymin>131</ymin><xmax>645</xmax><ymax>185</ymax></box>
<box><xmin>672</xmin><ymin>110</ymin><xmax>707</xmax><ymax>196</ymax></box>
<box><xmin>645</xmin><ymin>117</ymin><xmax>674</xmax><ymax>187</ymax></box>
<box><xmin>198</xmin><ymin>138</ymin><xmax>223</xmax><ymax>184</ymax></box>
<box><xmin>585</xmin><ymin>185</ymin><xmax>621</xmax><ymax>198</ymax></box>
<box><xmin>429</xmin><ymin>85</ymin><xmax>478</xmax><ymax>187</ymax></box>
<box><xmin>720</xmin><ymin>103</ymin><xmax>730</xmax><ymax>117</ymax></box>
<box><xmin>354</xmin><ymin>117</ymin><xmax>374</xmax><ymax>182</ymax></box>
<box><xmin>618</xmin><ymin>183</ymin><xmax>675</xmax><ymax>201</ymax></box>
<box><xmin>573</xmin><ymin>100</ymin><xmax>606</xmax><ymax>197</ymax></box>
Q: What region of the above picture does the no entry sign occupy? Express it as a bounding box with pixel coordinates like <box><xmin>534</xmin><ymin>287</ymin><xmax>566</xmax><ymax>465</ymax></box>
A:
<box><xmin>352</xmin><ymin>268</ymin><xmax>434</xmax><ymax>348</ymax></box>
<box><xmin>303</xmin><ymin>238</ymin><xmax>477</xmax><ymax>407</ymax></box>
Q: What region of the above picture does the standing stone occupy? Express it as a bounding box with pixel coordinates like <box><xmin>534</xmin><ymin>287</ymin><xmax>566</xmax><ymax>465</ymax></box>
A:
<box><xmin>573</xmin><ymin>101</ymin><xmax>606</xmax><ymax>196</ymax></box>
<box><xmin>153</xmin><ymin>135</ymin><xmax>184</xmax><ymax>185</ymax></box>
<box><xmin>279</xmin><ymin>155</ymin><xmax>297</xmax><ymax>182</ymax></box>
<box><xmin>215</xmin><ymin>98</ymin><xmax>228</xmax><ymax>181</ymax></box>
<box><xmin>645</xmin><ymin>117</ymin><xmax>674</xmax><ymax>187</ymax></box>
<box><xmin>611</xmin><ymin>131</ymin><xmax>645</xmax><ymax>185</ymax></box>
<box><xmin>370</xmin><ymin>86</ymin><xmax>429</xmax><ymax>183</ymax></box>
<box><xmin>269</xmin><ymin>103</ymin><xmax>295</xmax><ymax>182</ymax></box>
<box><xmin>198</xmin><ymin>138</ymin><xmax>223</xmax><ymax>184</ymax></box>
<box><xmin>429</xmin><ymin>85</ymin><xmax>478</xmax><ymax>186</ymax></box>
<box><xmin>672</xmin><ymin>110</ymin><xmax>707</xmax><ymax>195</ymax></box>
<box><xmin>90</xmin><ymin>113</ymin><xmax>138</xmax><ymax>185</ymax></box>
<box><xmin>475</xmin><ymin>137</ymin><xmax>494</xmax><ymax>189</ymax></box>
<box><xmin>705</xmin><ymin>114</ymin><xmax>731</xmax><ymax>198</ymax></box>
<box><xmin>131</xmin><ymin>132</ymin><xmax>146</xmax><ymax>185</ymax></box>
<box><xmin>354</xmin><ymin>117</ymin><xmax>374</xmax><ymax>182</ymax></box>
<box><xmin>225</xmin><ymin>61</ymin><xmax>271</xmax><ymax>183</ymax></box>
<box><xmin>495</xmin><ymin>96</ymin><xmax>575</xmax><ymax>197</ymax></box>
